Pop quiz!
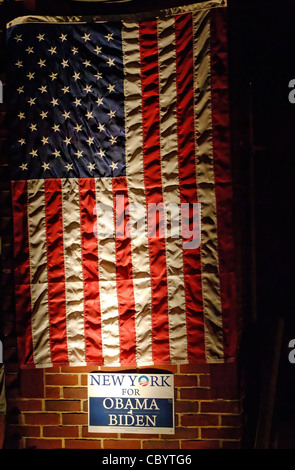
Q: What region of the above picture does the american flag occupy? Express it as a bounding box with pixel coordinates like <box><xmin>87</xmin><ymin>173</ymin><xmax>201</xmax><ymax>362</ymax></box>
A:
<box><xmin>7</xmin><ymin>0</ymin><xmax>237</xmax><ymax>368</ymax></box>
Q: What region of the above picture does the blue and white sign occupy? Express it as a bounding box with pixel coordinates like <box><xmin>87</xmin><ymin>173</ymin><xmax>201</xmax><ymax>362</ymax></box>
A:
<box><xmin>88</xmin><ymin>373</ymin><xmax>174</xmax><ymax>434</ymax></box>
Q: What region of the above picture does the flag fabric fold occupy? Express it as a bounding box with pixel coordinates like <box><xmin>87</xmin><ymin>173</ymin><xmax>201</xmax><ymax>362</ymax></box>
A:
<box><xmin>7</xmin><ymin>0</ymin><xmax>237</xmax><ymax>368</ymax></box>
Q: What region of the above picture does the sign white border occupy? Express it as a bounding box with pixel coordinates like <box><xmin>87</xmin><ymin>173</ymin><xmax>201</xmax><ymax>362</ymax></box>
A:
<box><xmin>88</xmin><ymin>372</ymin><xmax>174</xmax><ymax>434</ymax></box>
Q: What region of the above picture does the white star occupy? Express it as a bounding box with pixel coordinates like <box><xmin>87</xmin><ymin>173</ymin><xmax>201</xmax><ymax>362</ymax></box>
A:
<box><xmin>84</xmin><ymin>85</ymin><xmax>92</xmax><ymax>94</ymax></box>
<box><xmin>52</xmin><ymin>124</ymin><xmax>60</xmax><ymax>132</ymax></box>
<box><xmin>97</xmin><ymin>148</ymin><xmax>105</xmax><ymax>158</ymax></box>
<box><xmin>15</xmin><ymin>34</ymin><xmax>22</xmax><ymax>42</ymax></box>
<box><xmin>94</xmin><ymin>46</ymin><xmax>102</xmax><ymax>54</ymax></box>
<box><xmin>17</xmin><ymin>86</ymin><xmax>24</xmax><ymax>94</ymax></box>
<box><xmin>62</xmin><ymin>111</ymin><xmax>70</xmax><ymax>120</ymax></box>
<box><xmin>86</xmin><ymin>110</ymin><xmax>93</xmax><ymax>120</ymax></box>
<box><xmin>18</xmin><ymin>112</ymin><xmax>25</xmax><ymax>120</ymax></box>
<box><xmin>42</xmin><ymin>162</ymin><xmax>50</xmax><ymax>171</ymax></box>
<box><xmin>110</xmin><ymin>161</ymin><xmax>118</xmax><ymax>171</ymax></box>
<box><xmin>51</xmin><ymin>98</ymin><xmax>59</xmax><ymax>106</ymax></box>
<box><xmin>38</xmin><ymin>59</ymin><xmax>46</xmax><ymax>67</ymax></box>
<box><xmin>95</xmin><ymin>72</ymin><xmax>102</xmax><ymax>80</ymax></box>
<box><xmin>109</xmin><ymin>135</ymin><xmax>117</xmax><ymax>145</ymax></box>
<box><xmin>49</xmin><ymin>46</ymin><xmax>57</xmax><ymax>55</ymax></box>
<box><xmin>75</xmin><ymin>150</ymin><xmax>83</xmax><ymax>158</ymax></box>
<box><xmin>96</xmin><ymin>97</ymin><xmax>103</xmax><ymax>107</ymax></box>
<box><xmin>86</xmin><ymin>136</ymin><xmax>94</xmax><ymax>146</ymax></box>
<box><xmin>53</xmin><ymin>149</ymin><xmax>61</xmax><ymax>158</ymax></box>
<box><xmin>65</xmin><ymin>163</ymin><xmax>73</xmax><ymax>171</ymax></box>
<box><xmin>28</xmin><ymin>97</ymin><xmax>36</xmax><ymax>106</ymax></box>
<box><xmin>30</xmin><ymin>149</ymin><xmax>38</xmax><ymax>157</ymax></box>
<box><xmin>19</xmin><ymin>163</ymin><xmax>28</xmax><ymax>171</ymax></box>
<box><xmin>37</xmin><ymin>33</ymin><xmax>45</xmax><ymax>41</ymax></box>
<box><xmin>97</xmin><ymin>123</ymin><xmax>105</xmax><ymax>132</ymax></box>
<box><xmin>38</xmin><ymin>85</ymin><xmax>47</xmax><ymax>94</ymax></box>
<box><xmin>82</xmin><ymin>33</ymin><xmax>90</xmax><ymax>42</ymax></box>
<box><xmin>60</xmin><ymin>33</ymin><xmax>67</xmax><ymax>42</ymax></box>
<box><xmin>72</xmin><ymin>47</ymin><xmax>78</xmax><ymax>55</ymax></box>
<box><xmin>64</xmin><ymin>137</ymin><xmax>71</xmax><ymax>146</ymax></box>
<box><xmin>61</xmin><ymin>86</ymin><xmax>70</xmax><ymax>94</ymax></box>
<box><xmin>73</xmin><ymin>72</ymin><xmax>80</xmax><ymax>81</ymax></box>
<box><xmin>30</xmin><ymin>124</ymin><xmax>37</xmax><ymax>132</ymax></box>
<box><xmin>40</xmin><ymin>111</ymin><xmax>48</xmax><ymax>119</ymax></box>
<box><xmin>15</xmin><ymin>60</ymin><xmax>23</xmax><ymax>68</ymax></box>
<box><xmin>105</xmin><ymin>33</ymin><xmax>113</xmax><ymax>41</ymax></box>
<box><xmin>50</xmin><ymin>72</ymin><xmax>57</xmax><ymax>81</ymax></box>
<box><xmin>83</xmin><ymin>59</ymin><xmax>91</xmax><ymax>68</ymax></box>
<box><xmin>107</xmin><ymin>84</ymin><xmax>115</xmax><ymax>93</ymax></box>
<box><xmin>26</xmin><ymin>46</ymin><xmax>34</xmax><ymax>54</ymax></box>
<box><xmin>107</xmin><ymin>58</ymin><xmax>115</xmax><ymax>67</ymax></box>
<box><xmin>108</xmin><ymin>109</ymin><xmax>116</xmax><ymax>119</ymax></box>
<box><xmin>74</xmin><ymin>98</ymin><xmax>81</xmax><ymax>107</ymax></box>
<box><xmin>87</xmin><ymin>162</ymin><xmax>96</xmax><ymax>172</ymax></box>
<box><xmin>61</xmin><ymin>59</ymin><xmax>69</xmax><ymax>68</ymax></box>
<box><xmin>27</xmin><ymin>72</ymin><xmax>35</xmax><ymax>80</ymax></box>
<box><xmin>74</xmin><ymin>124</ymin><xmax>82</xmax><ymax>132</ymax></box>
<box><xmin>42</xmin><ymin>136</ymin><xmax>49</xmax><ymax>145</ymax></box>
<box><xmin>18</xmin><ymin>138</ymin><xmax>26</xmax><ymax>146</ymax></box>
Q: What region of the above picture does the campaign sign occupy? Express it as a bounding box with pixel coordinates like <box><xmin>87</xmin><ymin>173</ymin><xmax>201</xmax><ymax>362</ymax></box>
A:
<box><xmin>88</xmin><ymin>373</ymin><xmax>174</xmax><ymax>434</ymax></box>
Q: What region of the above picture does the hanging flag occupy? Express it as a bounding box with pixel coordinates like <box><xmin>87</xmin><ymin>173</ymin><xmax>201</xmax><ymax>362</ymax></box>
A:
<box><xmin>7</xmin><ymin>0</ymin><xmax>237</xmax><ymax>368</ymax></box>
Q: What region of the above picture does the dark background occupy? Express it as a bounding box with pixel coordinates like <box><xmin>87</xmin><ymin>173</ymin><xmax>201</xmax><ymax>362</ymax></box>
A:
<box><xmin>1</xmin><ymin>0</ymin><xmax>295</xmax><ymax>448</ymax></box>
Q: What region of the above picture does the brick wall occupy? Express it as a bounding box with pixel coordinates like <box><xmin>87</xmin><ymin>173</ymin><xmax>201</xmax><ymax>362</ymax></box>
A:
<box><xmin>3</xmin><ymin>364</ymin><xmax>242</xmax><ymax>449</ymax></box>
<box><xmin>0</xmin><ymin>1</ymin><xmax>243</xmax><ymax>450</ymax></box>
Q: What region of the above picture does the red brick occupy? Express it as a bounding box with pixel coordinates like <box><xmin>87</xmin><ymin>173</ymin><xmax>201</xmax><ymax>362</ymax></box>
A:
<box><xmin>43</xmin><ymin>426</ymin><xmax>79</xmax><ymax>438</ymax></box>
<box><xmin>63</xmin><ymin>387</ymin><xmax>87</xmax><ymax>399</ymax></box>
<box><xmin>143</xmin><ymin>440</ymin><xmax>179</xmax><ymax>449</ymax></box>
<box><xmin>61</xmin><ymin>366</ymin><xmax>99</xmax><ymax>373</ymax></box>
<box><xmin>24</xmin><ymin>413</ymin><xmax>61</xmax><ymax>426</ymax></box>
<box><xmin>181</xmin><ymin>413</ymin><xmax>219</xmax><ymax>427</ymax></box>
<box><xmin>8</xmin><ymin>425</ymin><xmax>41</xmax><ymax>438</ymax></box>
<box><xmin>201</xmin><ymin>427</ymin><xmax>242</xmax><ymax>440</ymax></box>
<box><xmin>221</xmin><ymin>414</ymin><xmax>242</xmax><ymax>427</ymax></box>
<box><xmin>45</xmin><ymin>400</ymin><xmax>81</xmax><ymax>412</ymax></box>
<box><xmin>63</xmin><ymin>413</ymin><xmax>88</xmax><ymax>425</ymax></box>
<box><xmin>174</xmin><ymin>375</ymin><xmax>198</xmax><ymax>387</ymax></box>
<box><xmin>82</xmin><ymin>426</ymin><xmax>118</xmax><ymax>439</ymax></box>
<box><xmin>45</xmin><ymin>374</ymin><xmax>79</xmax><ymax>386</ymax></box>
<box><xmin>17</xmin><ymin>400</ymin><xmax>43</xmax><ymax>412</ymax></box>
<box><xmin>46</xmin><ymin>387</ymin><xmax>60</xmax><ymax>399</ymax></box>
<box><xmin>181</xmin><ymin>440</ymin><xmax>220</xmax><ymax>449</ymax></box>
<box><xmin>65</xmin><ymin>439</ymin><xmax>101</xmax><ymax>449</ymax></box>
<box><xmin>175</xmin><ymin>401</ymin><xmax>199</xmax><ymax>413</ymax></box>
<box><xmin>180</xmin><ymin>388</ymin><xmax>211</xmax><ymax>400</ymax></box>
<box><xmin>25</xmin><ymin>438</ymin><xmax>63</xmax><ymax>449</ymax></box>
<box><xmin>180</xmin><ymin>364</ymin><xmax>210</xmax><ymax>374</ymax></box>
<box><xmin>200</xmin><ymin>400</ymin><xmax>240</xmax><ymax>414</ymax></box>
<box><xmin>104</xmin><ymin>439</ymin><xmax>141</xmax><ymax>449</ymax></box>
<box><xmin>173</xmin><ymin>427</ymin><xmax>198</xmax><ymax>439</ymax></box>
<box><xmin>199</xmin><ymin>374</ymin><xmax>211</xmax><ymax>387</ymax></box>
<box><xmin>20</xmin><ymin>369</ymin><xmax>44</xmax><ymax>398</ymax></box>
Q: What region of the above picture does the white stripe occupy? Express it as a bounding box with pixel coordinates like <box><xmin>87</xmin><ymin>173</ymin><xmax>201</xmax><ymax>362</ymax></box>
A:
<box><xmin>193</xmin><ymin>10</ymin><xmax>224</xmax><ymax>361</ymax></box>
<box><xmin>95</xmin><ymin>177</ymin><xmax>120</xmax><ymax>366</ymax></box>
<box><xmin>27</xmin><ymin>180</ymin><xmax>52</xmax><ymax>367</ymax></box>
<box><xmin>122</xmin><ymin>21</ymin><xmax>153</xmax><ymax>366</ymax></box>
<box><xmin>61</xmin><ymin>178</ymin><xmax>86</xmax><ymax>365</ymax></box>
<box><xmin>158</xmin><ymin>18</ymin><xmax>188</xmax><ymax>363</ymax></box>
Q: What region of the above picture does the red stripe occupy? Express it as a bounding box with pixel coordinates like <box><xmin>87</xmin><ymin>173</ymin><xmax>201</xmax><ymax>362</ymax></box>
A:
<box><xmin>44</xmin><ymin>179</ymin><xmax>68</xmax><ymax>365</ymax></box>
<box><xmin>210</xmin><ymin>8</ymin><xmax>237</xmax><ymax>360</ymax></box>
<box><xmin>11</xmin><ymin>181</ymin><xmax>34</xmax><ymax>366</ymax></box>
<box><xmin>79</xmin><ymin>178</ymin><xmax>103</xmax><ymax>364</ymax></box>
<box><xmin>113</xmin><ymin>176</ymin><xmax>137</xmax><ymax>365</ymax></box>
<box><xmin>175</xmin><ymin>13</ymin><xmax>206</xmax><ymax>361</ymax></box>
<box><xmin>139</xmin><ymin>20</ymin><xmax>170</xmax><ymax>364</ymax></box>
